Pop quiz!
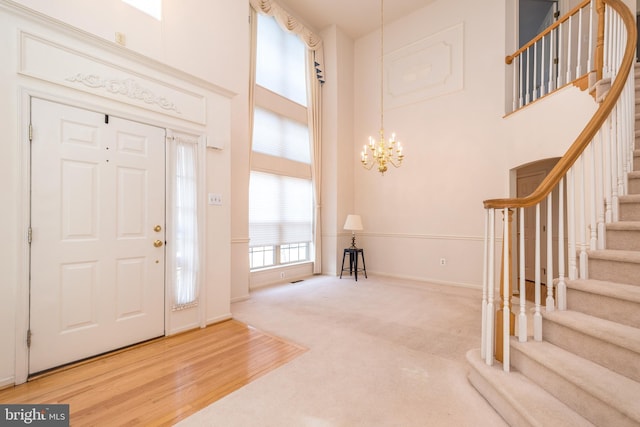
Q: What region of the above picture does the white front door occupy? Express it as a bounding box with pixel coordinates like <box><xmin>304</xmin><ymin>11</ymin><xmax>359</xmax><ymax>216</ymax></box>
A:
<box><xmin>29</xmin><ymin>98</ymin><xmax>166</xmax><ymax>374</ymax></box>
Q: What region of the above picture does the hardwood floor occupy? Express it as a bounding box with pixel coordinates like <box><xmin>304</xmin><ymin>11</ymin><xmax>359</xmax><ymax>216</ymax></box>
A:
<box><xmin>0</xmin><ymin>320</ymin><xmax>306</xmax><ymax>426</ymax></box>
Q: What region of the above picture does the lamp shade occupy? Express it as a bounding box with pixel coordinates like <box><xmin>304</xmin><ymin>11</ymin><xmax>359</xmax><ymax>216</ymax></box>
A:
<box><xmin>343</xmin><ymin>214</ymin><xmax>363</xmax><ymax>231</ymax></box>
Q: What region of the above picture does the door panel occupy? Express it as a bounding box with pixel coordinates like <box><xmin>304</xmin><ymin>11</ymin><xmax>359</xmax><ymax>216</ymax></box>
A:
<box><xmin>29</xmin><ymin>98</ymin><xmax>166</xmax><ymax>374</ymax></box>
<box><xmin>517</xmin><ymin>172</ymin><xmax>548</xmax><ymax>284</ymax></box>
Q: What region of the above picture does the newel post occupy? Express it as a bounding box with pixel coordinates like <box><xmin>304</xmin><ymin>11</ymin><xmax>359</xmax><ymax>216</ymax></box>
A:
<box><xmin>495</xmin><ymin>209</ymin><xmax>515</xmax><ymax>363</ymax></box>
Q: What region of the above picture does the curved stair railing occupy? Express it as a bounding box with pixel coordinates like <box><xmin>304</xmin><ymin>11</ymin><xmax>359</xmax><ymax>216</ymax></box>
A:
<box><xmin>481</xmin><ymin>0</ymin><xmax>636</xmax><ymax>370</ymax></box>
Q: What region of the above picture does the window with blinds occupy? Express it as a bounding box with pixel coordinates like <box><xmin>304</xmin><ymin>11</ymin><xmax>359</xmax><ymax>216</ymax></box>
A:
<box><xmin>255</xmin><ymin>14</ymin><xmax>307</xmax><ymax>107</ymax></box>
<box><xmin>249</xmin><ymin>172</ymin><xmax>313</xmax><ymax>247</ymax></box>
<box><xmin>252</xmin><ymin>107</ymin><xmax>310</xmax><ymax>164</ymax></box>
<box><xmin>249</xmin><ymin>13</ymin><xmax>312</xmax><ymax>270</ymax></box>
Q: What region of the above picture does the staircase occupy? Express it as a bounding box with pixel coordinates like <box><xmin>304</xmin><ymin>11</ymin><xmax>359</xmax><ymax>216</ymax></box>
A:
<box><xmin>466</xmin><ymin>64</ymin><xmax>640</xmax><ymax>426</ymax></box>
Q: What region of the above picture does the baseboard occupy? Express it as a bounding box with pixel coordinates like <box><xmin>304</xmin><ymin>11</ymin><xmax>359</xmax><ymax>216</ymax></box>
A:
<box><xmin>231</xmin><ymin>294</ymin><xmax>251</xmax><ymax>303</ymax></box>
<box><xmin>206</xmin><ymin>313</ymin><xmax>233</xmax><ymax>326</ymax></box>
<box><xmin>0</xmin><ymin>376</ymin><xmax>15</xmax><ymax>390</ymax></box>
<box><xmin>367</xmin><ymin>271</ymin><xmax>483</xmax><ymax>291</ymax></box>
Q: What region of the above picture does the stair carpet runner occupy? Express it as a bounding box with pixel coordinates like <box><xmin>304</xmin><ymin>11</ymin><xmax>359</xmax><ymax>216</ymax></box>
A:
<box><xmin>466</xmin><ymin>63</ymin><xmax>640</xmax><ymax>426</ymax></box>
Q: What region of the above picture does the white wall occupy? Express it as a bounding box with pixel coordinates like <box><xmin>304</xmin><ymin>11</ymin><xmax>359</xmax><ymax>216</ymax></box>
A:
<box><xmin>0</xmin><ymin>0</ymin><xmax>248</xmax><ymax>386</ymax></box>
<box><xmin>352</xmin><ymin>0</ymin><xmax>598</xmax><ymax>287</ymax></box>
<box><xmin>320</xmin><ymin>25</ymin><xmax>356</xmax><ymax>275</ymax></box>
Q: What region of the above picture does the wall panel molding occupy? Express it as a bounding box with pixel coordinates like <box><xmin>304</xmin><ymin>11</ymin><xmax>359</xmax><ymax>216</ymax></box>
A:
<box><xmin>19</xmin><ymin>32</ymin><xmax>208</xmax><ymax>124</ymax></box>
<box><xmin>385</xmin><ymin>23</ymin><xmax>464</xmax><ymax>109</ymax></box>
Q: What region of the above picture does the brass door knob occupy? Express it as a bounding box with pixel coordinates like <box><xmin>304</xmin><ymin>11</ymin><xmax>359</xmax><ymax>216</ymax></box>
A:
<box><xmin>154</xmin><ymin>240</ymin><xmax>163</xmax><ymax>248</ymax></box>
<box><xmin>154</xmin><ymin>225</ymin><xmax>162</xmax><ymax>232</ymax></box>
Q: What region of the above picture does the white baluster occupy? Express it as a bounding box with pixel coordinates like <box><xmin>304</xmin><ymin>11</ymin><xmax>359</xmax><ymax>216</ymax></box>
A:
<box><xmin>526</xmin><ymin>49</ymin><xmax>531</xmax><ymax>105</ymax></box>
<box><xmin>518</xmin><ymin>207</ymin><xmax>527</xmax><ymax>342</ymax></box>
<box><xmin>513</xmin><ymin>56</ymin><xmax>519</xmax><ymax>112</ymax></box>
<box><xmin>567</xmin><ymin>167</ymin><xmax>578</xmax><ymax>280</ymax></box>
<box><xmin>627</xmin><ymin>73</ymin><xmax>634</xmax><ymax>180</ymax></box>
<box><xmin>481</xmin><ymin>209</ymin><xmax>489</xmax><ymax>360</ymax></box>
<box><xmin>596</xmin><ymin>130</ymin><xmax>606</xmax><ymax>249</ymax></box>
<box><xmin>534</xmin><ymin>203</ymin><xmax>542</xmax><ymax>341</ymax></box>
<box><xmin>576</xmin><ymin>5</ymin><xmax>584</xmax><ymax>77</ymax></box>
<box><xmin>587</xmin><ymin>0</ymin><xmax>594</xmax><ymax>72</ymax></box>
<box><xmin>590</xmin><ymin>141</ymin><xmax>598</xmax><ymax>250</ymax></box>
<box><xmin>546</xmin><ymin>193</ymin><xmax>555</xmax><ymax>311</ymax></box>
<box><xmin>557</xmin><ymin>23</ymin><xmax>564</xmax><ymax>87</ymax></box>
<box><xmin>579</xmin><ymin>155</ymin><xmax>588</xmax><ymax>279</ymax></box>
<box><xmin>519</xmin><ymin>56</ymin><xmax>524</xmax><ymax>109</ymax></box>
<box><xmin>604</xmin><ymin>116</ymin><xmax>613</xmax><ymax>224</ymax></box>
<box><xmin>540</xmin><ymin>35</ymin><xmax>546</xmax><ymax>97</ymax></box>
<box><xmin>533</xmin><ymin>41</ymin><xmax>539</xmax><ymax>101</ymax></box>
<box><xmin>611</xmin><ymin>106</ymin><xmax>620</xmax><ymax>222</ymax></box>
<box><xmin>566</xmin><ymin>14</ymin><xmax>573</xmax><ymax>83</ymax></box>
<box><xmin>549</xmin><ymin>26</ymin><xmax>555</xmax><ymax>93</ymax></box>
<box><xmin>603</xmin><ymin>7</ymin><xmax>611</xmax><ymax>78</ymax></box>
<box><xmin>503</xmin><ymin>208</ymin><xmax>510</xmax><ymax>372</ymax></box>
<box><xmin>617</xmin><ymin>103</ymin><xmax>625</xmax><ymax>208</ymax></box>
<box><xmin>486</xmin><ymin>209</ymin><xmax>495</xmax><ymax>366</ymax></box>
<box><xmin>557</xmin><ymin>178</ymin><xmax>567</xmax><ymax>310</ymax></box>
<box><xmin>624</xmin><ymin>74</ymin><xmax>634</xmax><ymax>181</ymax></box>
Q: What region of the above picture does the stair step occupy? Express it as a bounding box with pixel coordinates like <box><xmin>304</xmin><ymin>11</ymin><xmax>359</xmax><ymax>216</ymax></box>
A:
<box><xmin>566</xmin><ymin>279</ymin><xmax>640</xmax><ymax>328</ymax></box>
<box><xmin>606</xmin><ymin>221</ymin><xmax>640</xmax><ymax>250</ymax></box>
<box><xmin>466</xmin><ymin>349</ymin><xmax>594</xmax><ymax>427</ymax></box>
<box><xmin>510</xmin><ymin>339</ymin><xmax>640</xmax><ymax>426</ymax></box>
<box><xmin>634</xmin><ymin>150</ymin><xmax>640</xmax><ymax>170</ymax></box>
<box><xmin>620</xmin><ymin>195</ymin><xmax>640</xmax><ymax>222</ymax></box>
<box><xmin>543</xmin><ymin>310</ymin><xmax>640</xmax><ymax>382</ymax></box>
<box><xmin>628</xmin><ymin>172</ymin><xmax>640</xmax><ymax>194</ymax></box>
<box><xmin>587</xmin><ymin>249</ymin><xmax>640</xmax><ymax>286</ymax></box>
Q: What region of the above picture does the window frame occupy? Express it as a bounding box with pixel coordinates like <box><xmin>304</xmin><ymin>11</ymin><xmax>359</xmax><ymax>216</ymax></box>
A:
<box><xmin>249</xmin><ymin>12</ymin><xmax>313</xmax><ymax>272</ymax></box>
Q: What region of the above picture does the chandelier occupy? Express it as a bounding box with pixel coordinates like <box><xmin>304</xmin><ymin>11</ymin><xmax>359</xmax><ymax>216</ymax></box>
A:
<box><xmin>360</xmin><ymin>0</ymin><xmax>404</xmax><ymax>175</ymax></box>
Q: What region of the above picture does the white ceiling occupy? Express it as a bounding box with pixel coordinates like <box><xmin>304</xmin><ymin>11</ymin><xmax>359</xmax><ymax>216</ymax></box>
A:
<box><xmin>275</xmin><ymin>0</ymin><xmax>437</xmax><ymax>39</ymax></box>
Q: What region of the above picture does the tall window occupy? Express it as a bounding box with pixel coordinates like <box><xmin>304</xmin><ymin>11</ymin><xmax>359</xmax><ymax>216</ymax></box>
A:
<box><xmin>122</xmin><ymin>0</ymin><xmax>161</xmax><ymax>20</ymax></box>
<box><xmin>172</xmin><ymin>136</ymin><xmax>199</xmax><ymax>309</ymax></box>
<box><xmin>249</xmin><ymin>13</ymin><xmax>312</xmax><ymax>270</ymax></box>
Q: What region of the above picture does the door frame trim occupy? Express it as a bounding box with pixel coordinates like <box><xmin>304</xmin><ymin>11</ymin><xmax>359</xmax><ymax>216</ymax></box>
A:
<box><xmin>15</xmin><ymin>89</ymin><xmax>32</xmax><ymax>384</ymax></box>
<box><xmin>16</xmin><ymin>90</ymin><xmax>189</xmax><ymax>383</ymax></box>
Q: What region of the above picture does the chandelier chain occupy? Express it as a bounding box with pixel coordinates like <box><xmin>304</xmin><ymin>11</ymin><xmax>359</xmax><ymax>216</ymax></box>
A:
<box><xmin>380</xmin><ymin>0</ymin><xmax>384</xmax><ymax>134</ymax></box>
<box><xmin>360</xmin><ymin>0</ymin><xmax>405</xmax><ymax>175</ymax></box>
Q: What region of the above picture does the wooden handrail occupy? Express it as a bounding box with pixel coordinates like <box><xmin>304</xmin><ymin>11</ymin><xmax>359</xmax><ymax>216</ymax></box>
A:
<box><xmin>505</xmin><ymin>0</ymin><xmax>591</xmax><ymax>64</ymax></box>
<box><xmin>486</xmin><ymin>0</ymin><xmax>636</xmax><ymax>210</ymax></box>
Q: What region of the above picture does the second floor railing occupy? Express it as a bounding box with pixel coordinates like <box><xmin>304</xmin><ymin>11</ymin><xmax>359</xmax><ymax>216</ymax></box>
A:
<box><xmin>507</xmin><ymin>0</ymin><xmax>599</xmax><ymax>113</ymax></box>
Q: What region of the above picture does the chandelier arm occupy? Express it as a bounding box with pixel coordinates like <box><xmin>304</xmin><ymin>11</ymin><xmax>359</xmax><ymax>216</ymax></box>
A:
<box><xmin>361</xmin><ymin>160</ymin><xmax>376</xmax><ymax>171</ymax></box>
<box><xmin>387</xmin><ymin>158</ymin><xmax>401</xmax><ymax>168</ymax></box>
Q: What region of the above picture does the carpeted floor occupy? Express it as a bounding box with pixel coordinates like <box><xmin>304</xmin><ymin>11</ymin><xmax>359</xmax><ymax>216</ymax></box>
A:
<box><xmin>178</xmin><ymin>274</ymin><xmax>508</xmax><ymax>427</ymax></box>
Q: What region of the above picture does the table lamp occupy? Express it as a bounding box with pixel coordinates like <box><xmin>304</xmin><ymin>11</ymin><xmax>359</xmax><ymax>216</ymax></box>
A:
<box><xmin>343</xmin><ymin>214</ymin><xmax>363</xmax><ymax>249</ymax></box>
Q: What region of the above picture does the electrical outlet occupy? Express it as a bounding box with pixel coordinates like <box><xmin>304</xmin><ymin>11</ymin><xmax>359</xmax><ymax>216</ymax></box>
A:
<box><xmin>439</xmin><ymin>258</ymin><xmax>446</xmax><ymax>266</ymax></box>
<box><xmin>207</xmin><ymin>193</ymin><xmax>222</xmax><ymax>206</ymax></box>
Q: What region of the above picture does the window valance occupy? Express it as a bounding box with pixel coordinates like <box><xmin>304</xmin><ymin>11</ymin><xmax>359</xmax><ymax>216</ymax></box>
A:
<box><xmin>249</xmin><ymin>0</ymin><xmax>325</xmax><ymax>83</ymax></box>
